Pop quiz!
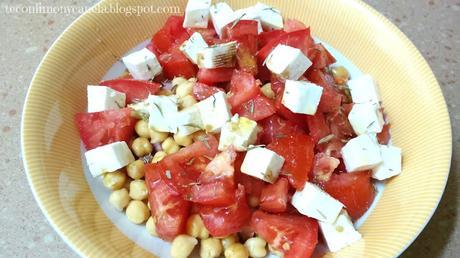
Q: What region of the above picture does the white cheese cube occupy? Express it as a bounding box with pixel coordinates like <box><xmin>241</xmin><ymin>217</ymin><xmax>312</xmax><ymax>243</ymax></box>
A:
<box><xmin>197</xmin><ymin>41</ymin><xmax>237</xmax><ymax>68</ymax></box>
<box><xmin>87</xmin><ymin>86</ymin><xmax>126</xmax><ymax>113</ymax></box>
<box><xmin>210</xmin><ymin>2</ymin><xmax>235</xmax><ymax>38</ymax></box>
<box><xmin>240</xmin><ymin>147</ymin><xmax>285</xmax><ymax>183</ymax></box>
<box><xmin>265</xmin><ymin>44</ymin><xmax>312</xmax><ymax>80</ymax></box>
<box><xmin>122</xmin><ymin>48</ymin><xmax>162</xmax><ymax>80</ymax></box>
<box><xmin>219</xmin><ymin>115</ymin><xmax>258</xmax><ymax>151</ymax></box>
<box><xmin>341</xmin><ymin>134</ymin><xmax>383</xmax><ymax>172</ymax></box>
<box><xmin>348</xmin><ymin>74</ymin><xmax>381</xmax><ymax>104</ymax></box>
<box><xmin>348</xmin><ymin>102</ymin><xmax>384</xmax><ymax>135</ymax></box>
<box><xmin>85</xmin><ymin>141</ymin><xmax>135</xmax><ymax>177</ymax></box>
<box><xmin>180</xmin><ymin>32</ymin><xmax>209</xmax><ymax>64</ymax></box>
<box><xmin>372</xmin><ymin>145</ymin><xmax>402</xmax><ymax>180</ymax></box>
<box><xmin>292</xmin><ymin>182</ymin><xmax>344</xmax><ymax>223</ymax></box>
<box><xmin>282</xmin><ymin>80</ymin><xmax>323</xmax><ymax>115</ymax></box>
<box><xmin>148</xmin><ymin>95</ymin><xmax>179</xmax><ymax>133</ymax></box>
<box><xmin>254</xmin><ymin>3</ymin><xmax>284</xmax><ymax>30</ymax></box>
<box><xmin>319</xmin><ymin>210</ymin><xmax>362</xmax><ymax>252</ymax></box>
<box><xmin>197</xmin><ymin>91</ymin><xmax>232</xmax><ymax>133</ymax></box>
<box><xmin>173</xmin><ymin>105</ymin><xmax>203</xmax><ymax>136</ymax></box>
<box><xmin>233</xmin><ymin>7</ymin><xmax>263</xmax><ymax>34</ymax></box>
<box><xmin>183</xmin><ymin>0</ymin><xmax>212</xmax><ymax>28</ymax></box>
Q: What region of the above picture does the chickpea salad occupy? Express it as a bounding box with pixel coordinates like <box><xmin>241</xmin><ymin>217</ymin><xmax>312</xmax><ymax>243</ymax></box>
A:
<box><xmin>75</xmin><ymin>1</ymin><xmax>403</xmax><ymax>257</ymax></box>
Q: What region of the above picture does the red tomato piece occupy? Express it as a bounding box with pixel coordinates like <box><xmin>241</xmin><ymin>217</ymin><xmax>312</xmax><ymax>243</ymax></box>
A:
<box><xmin>267</xmin><ymin>133</ymin><xmax>315</xmax><ymax>189</ymax></box>
<box><xmin>258</xmin><ymin>30</ymin><xmax>286</xmax><ymax>48</ymax></box>
<box><xmin>259</xmin><ymin>115</ymin><xmax>303</xmax><ymax>145</ymax></box>
<box><xmin>311</xmin><ymin>153</ymin><xmax>340</xmax><ymax>182</ymax></box>
<box><xmin>307</xmin><ymin>43</ymin><xmax>336</xmax><ymax>69</ymax></box>
<box><xmin>316</xmin><ymin>137</ymin><xmax>345</xmax><ymax>159</ymax></box>
<box><xmin>163</xmin><ymin>16</ymin><xmax>190</xmax><ymax>45</ymax></box>
<box><xmin>228</xmin><ymin>70</ymin><xmax>260</xmax><ymax>108</ymax></box>
<box><xmin>306</xmin><ymin>111</ymin><xmax>331</xmax><ymax>143</ymax></box>
<box><xmin>151</xmin><ymin>28</ymin><xmax>174</xmax><ymax>55</ymax></box>
<box><xmin>251</xmin><ymin>211</ymin><xmax>318</xmax><ymax>258</ymax></box>
<box><xmin>75</xmin><ymin>108</ymin><xmax>137</xmax><ymax>150</ymax></box>
<box><xmin>327</xmin><ymin>109</ymin><xmax>355</xmax><ymax>140</ymax></box>
<box><xmin>284</xmin><ymin>19</ymin><xmax>307</xmax><ymax>32</ymax></box>
<box><xmin>192</xmin><ymin>82</ymin><xmax>224</xmax><ymax>101</ymax></box>
<box><xmin>223</xmin><ymin>20</ymin><xmax>259</xmax><ymax>39</ymax></box>
<box><xmin>187</xmin><ymin>27</ymin><xmax>218</xmax><ymax>45</ymax></box>
<box><xmin>234</xmin><ymin>94</ymin><xmax>276</xmax><ymax>121</ymax></box>
<box><xmin>236</xmin><ymin>43</ymin><xmax>258</xmax><ymax>75</ymax></box>
<box><xmin>199</xmin><ymin>185</ymin><xmax>252</xmax><ymax>237</ymax></box>
<box><xmin>377</xmin><ymin>123</ymin><xmax>391</xmax><ymax>144</ymax></box>
<box><xmin>197</xmin><ymin>68</ymin><xmax>234</xmax><ymax>84</ymax></box>
<box><xmin>158</xmin><ymin>47</ymin><xmax>197</xmax><ymax>79</ymax></box>
<box><xmin>145</xmin><ymin>163</ymin><xmax>191</xmax><ymax>241</ymax></box>
<box><xmin>257</xmin><ymin>29</ymin><xmax>314</xmax><ymax>62</ymax></box>
<box><xmin>259</xmin><ymin>177</ymin><xmax>289</xmax><ymax>213</ymax></box>
<box><xmin>322</xmin><ymin>171</ymin><xmax>376</xmax><ymax>220</ymax></box>
<box><xmin>306</xmin><ymin>69</ymin><xmax>342</xmax><ymax>113</ymax></box>
<box><xmin>99</xmin><ymin>79</ymin><xmax>161</xmax><ymax>104</ymax></box>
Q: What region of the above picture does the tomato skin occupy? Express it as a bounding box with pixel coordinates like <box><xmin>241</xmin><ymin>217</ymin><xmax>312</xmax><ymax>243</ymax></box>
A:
<box><xmin>236</xmin><ymin>43</ymin><xmax>258</xmax><ymax>75</ymax></box>
<box><xmin>197</xmin><ymin>68</ymin><xmax>234</xmax><ymax>84</ymax></box>
<box><xmin>284</xmin><ymin>19</ymin><xmax>308</xmax><ymax>32</ymax></box>
<box><xmin>258</xmin><ymin>30</ymin><xmax>286</xmax><ymax>48</ymax></box>
<box><xmin>151</xmin><ymin>16</ymin><xmax>189</xmax><ymax>54</ymax></box>
<box><xmin>228</xmin><ymin>70</ymin><xmax>260</xmax><ymax>108</ymax></box>
<box><xmin>145</xmin><ymin>163</ymin><xmax>191</xmax><ymax>241</ymax></box>
<box><xmin>267</xmin><ymin>133</ymin><xmax>315</xmax><ymax>189</ymax></box>
<box><xmin>307</xmin><ymin>43</ymin><xmax>336</xmax><ymax>69</ymax></box>
<box><xmin>223</xmin><ymin>20</ymin><xmax>259</xmax><ymax>40</ymax></box>
<box><xmin>151</xmin><ymin>28</ymin><xmax>174</xmax><ymax>54</ymax></box>
<box><xmin>192</xmin><ymin>82</ymin><xmax>224</xmax><ymax>101</ymax></box>
<box><xmin>322</xmin><ymin>171</ymin><xmax>375</xmax><ymax>220</ymax></box>
<box><xmin>199</xmin><ymin>185</ymin><xmax>252</xmax><ymax>237</ymax></box>
<box><xmin>99</xmin><ymin>79</ymin><xmax>161</xmax><ymax>104</ymax></box>
<box><xmin>327</xmin><ymin>109</ymin><xmax>355</xmax><ymax>140</ymax></box>
<box><xmin>306</xmin><ymin>112</ymin><xmax>331</xmax><ymax>143</ymax></box>
<box><xmin>377</xmin><ymin>123</ymin><xmax>391</xmax><ymax>144</ymax></box>
<box><xmin>257</xmin><ymin>28</ymin><xmax>314</xmax><ymax>62</ymax></box>
<box><xmin>251</xmin><ymin>211</ymin><xmax>318</xmax><ymax>258</ymax></box>
<box><xmin>259</xmin><ymin>177</ymin><xmax>289</xmax><ymax>213</ymax></box>
<box><xmin>158</xmin><ymin>47</ymin><xmax>197</xmax><ymax>79</ymax></box>
<box><xmin>75</xmin><ymin>108</ymin><xmax>137</xmax><ymax>150</ymax></box>
<box><xmin>259</xmin><ymin>115</ymin><xmax>303</xmax><ymax>145</ymax></box>
<box><xmin>234</xmin><ymin>94</ymin><xmax>276</xmax><ymax>121</ymax></box>
<box><xmin>306</xmin><ymin>69</ymin><xmax>342</xmax><ymax>113</ymax></box>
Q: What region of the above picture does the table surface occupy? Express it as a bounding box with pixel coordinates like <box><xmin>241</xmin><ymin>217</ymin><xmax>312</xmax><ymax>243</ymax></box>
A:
<box><xmin>0</xmin><ymin>0</ymin><xmax>458</xmax><ymax>257</ymax></box>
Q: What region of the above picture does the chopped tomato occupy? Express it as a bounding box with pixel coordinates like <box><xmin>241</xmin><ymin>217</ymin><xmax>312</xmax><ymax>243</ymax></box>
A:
<box><xmin>322</xmin><ymin>171</ymin><xmax>375</xmax><ymax>220</ymax></box>
<box><xmin>267</xmin><ymin>133</ymin><xmax>315</xmax><ymax>189</ymax></box>
<box><xmin>151</xmin><ymin>16</ymin><xmax>189</xmax><ymax>54</ymax></box>
<box><xmin>236</xmin><ymin>43</ymin><xmax>258</xmax><ymax>75</ymax></box>
<box><xmin>307</xmin><ymin>43</ymin><xmax>336</xmax><ymax>69</ymax></box>
<box><xmin>259</xmin><ymin>115</ymin><xmax>303</xmax><ymax>145</ymax></box>
<box><xmin>306</xmin><ymin>69</ymin><xmax>342</xmax><ymax>113</ymax></box>
<box><xmin>251</xmin><ymin>211</ymin><xmax>318</xmax><ymax>258</ymax></box>
<box><xmin>258</xmin><ymin>30</ymin><xmax>286</xmax><ymax>48</ymax></box>
<box><xmin>316</xmin><ymin>137</ymin><xmax>345</xmax><ymax>159</ymax></box>
<box><xmin>145</xmin><ymin>163</ymin><xmax>191</xmax><ymax>241</ymax></box>
<box><xmin>284</xmin><ymin>19</ymin><xmax>307</xmax><ymax>32</ymax></box>
<box><xmin>186</xmin><ymin>27</ymin><xmax>217</xmax><ymax>45</ymax></box>
<box><xmin>75</xmin><ymin>108</ymin><xmax>137</xmax><ymax>150</ymax></box>
<box><xmin>235</xmin><ymin>94</ymin><xmax>276</xmax><ymax>121</ymax></box>
<box><xmin>259</xmin><ymin>177</ymin><xmax>289</xmax><ymax>213</ymax></box>
<box><xmin>257</xmin><ymin>28</ymin><xmax>314</xmax><ymax>62</ymax></box>
<box><xmin>311</xmin><ymin>153</ymin><xmax>340</xmax><ymax>182</ymax></box>
<box><xmin>327</xmin><ymin>109</ymin><xmax>354</xmax><ymax>140</ymax></box>
<box><xmin>99</xmin><ymin>79</ymin><xmax>161</xmax><ymax>104</ymax></box>
<box><xmin>158</xmin><ymin>47</ymin><xmax>197</xmax><ymax>79</ymax></box>
<box><xmin>199</xmin><ymin>185</ymin><xmax>252</xmax><ymax>237</ymax></box>
<box><xmin>306</xmin><ymin>112</ymin><xmax>331</xmax><ymax>143</ymax></box>
<box><xmin>228</xmin><ymin>70</ymin><xmax>260</xmax><ymax>108</ymax></box>
<box><xmin>377</xmin><ymin>123</ymin><xmax>391</xmax><ymax>144</ymax></box>
<box><xmin>151</xmin><ymin>28</ymin><xmax>174</xmax><ymax>54</ymax></box>
<box><xmin>223</xmin><ymin>20</ymin><xmax>259</xmax><ymax>39</ymax></box>
<box><xmin>197</xmin><ymin>68</ymin><xmax>234</xmax><ymax>85</ymax></box>
<box><xmin>192</xmin><ymin>82</ymin><xmax>224</xmax><ymax>101</ymax></box>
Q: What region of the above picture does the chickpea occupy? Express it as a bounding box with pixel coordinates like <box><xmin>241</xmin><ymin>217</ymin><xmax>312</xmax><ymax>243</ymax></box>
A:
<box><xmin>186</xmin><ymin>214</ymin><xmax>209</xmax><ymax>239</ymax></box>
<box><xmin>131</xmin><ymin>137</ymin><xmax>153</xmax><ymax>157</ymax></box>
<box><xmin>126</xmin><ymin>160</ymin><xmax>145</xmax><ymax>179</ymax></box>
<box><xmin>225</xmin><ymin>243</ymin><xmax>249</xmax><ymax>258</ymax></box>
<box><xmin>150</xmin><ymin>129</ymin><xmax>169</xmax><ymax>144</ymax></box>
<box><xmin>221</xmin><ymin>234</ymin><xmax>239</xmax><ymax>250</ymax></box>
<box><xmin>261</xmin><ymin>83</ymin><xmax>275</xmax><ymax>99</ymax></box>
<box><xmin>146</xmin><ymin>216</ymin><xmax>158</xmax><ymax>236</ymax></box>
<box><xmin>179</xmin><ymin>95</ymin><xmax>198</xmax><ymax>109</ymax></box>
<box><xmin>152</xmin><ymin>151</ymin><xmax>167</xmax><ymax>163</ymax></box>
<box><xmin>170</xmin><ymin>235</ymin><xmax>198</xmax><ymax>258</ymax></box>
<box><xmin>175</xmin><ymin>81</ymin><xmax>194</xmax><ymax>98</ymax></box>
<box><xmin>331</xmin><ymin>66</ymin><xmax>349</xmax><ymax>85</ymax></box>
<box><xmin>102</xmin><ymin>170</ymin><xmax>127</xmax><ymax>190</ymax></box>
<box><xmin>162</xmin><ymin>137</ymin><xmax>180</xmax><ymax>154</ymax></box>
<box><xmin>126</xmin><ymin>200</ymin><xmax>149</xmax><ymax>224</ymax></box>
<box><xmin>109</xmin><ymin>188</ymin><xmax>130</xmax><ymax>211</ymax></box>
<box><xmin>129</xmin><ymin>180</ymin><xmax>148</xmax><ymax>200</ymax></box>
<box><xmin>200</xmin><ymin>238</ymin><xmax>223</xmax><ymax>258</ymax></box>
<box><xmin>135</xmin><ymin>120</ymin><xmax>151</xmax><ymax>138</ymax></box>
<box><xmin>244</xmin><ymin>237</ymin><xmax>267</xmax><ymax>258</ymax></box>
<box><xmin>173</xmin><ymin>133</ymin><xmax>193</xmax><ymax>147</ymax></box>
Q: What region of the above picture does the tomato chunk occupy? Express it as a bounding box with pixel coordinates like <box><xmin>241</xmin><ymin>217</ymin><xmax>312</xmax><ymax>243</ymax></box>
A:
<box><xmin>187</xmin><ymin>27</ymin><xmax>218</xmax><ymax>45</ymax></box>
<box><xmin>327</xmin><ymin>109</ymin><xmax>355</xmax><ymax>140</ymax></box>
<box><xmin>75</xmin><ymin>108</ymin><xmax>137</xmax><ymax>150</ymax></box>
<box><xmin>145</xmin><ymin>163</ymin><xmax>191</xmax><ymax>241</ymax></box>
<box><xmin>322</xmin><ymin>171</ymin><xmax>375</xmax><ymax>220</ymax></box>
<box><xmin>259</xmin><ymin>115</ymin><xmax>303</xmax><ymax>145</ymax></box>
<box><xmin>251</xmin><ymin>211</ymin><xmax>318</xmax><ymax>258</ymax></box>
<box><xmin>377</xmin><ymin>123</ymin><xmax>391</xmax><ymax>144</ymax></box>
<box><xmin>99</xmin><ymin>79</ymin><xmax>161</xmax><ymax>104</ymax></box>
<box><xmin>311</xmin><ymin>153</ymin><xmax>340</xmax><ymax>182</ymax></box>
<box><xmin>192</xmin><ymin>82</ymin><xmax>224</xmax><ymax>101</ymax></box>
<box><xmin>306</xmin><ymin>69</ymin><xmax>342</xmax><ymax>113</ymax></box>
<box><xmin>236</xmin><ymin>43</ymin><xmax>258</xmax><ymax>75</ymax></box>
<box><xmin>259</xmin><ymin>178</ymin><xmax>289</xmax><ymax>213</ymax></box>
<box><xmin>258</xmin><ymin>30</ymin><xmax>286</xmax><ymax>48</ymax></box>
<box><xmin>158</xmin><ymin>47</ymin><xmax>197</xmax><ymax>79</ymax></box>
<box><xmin>234</xmin><ymin>94</ymin><xmax>276</xmax><ymax>121</ymax></box>
<box><xmin>199</xmin><ymin>185</ymin><xmax>252</xmax><ymax>237</ymax></box>
<box><xmin>257</xmin><ymin>29</ymin><xmax>314</xmax><ymax>62</ymax></box>
<box><xmin>307</xmin><ymin>43</ymin><xmax>336</xmax><ymax>69</ymax></box>
<box><xmin>306</xmin><ymin>112</ymin><xmax>330</xmax><ymax>143</ymax></box>
<box><xmin>151</xmin><ymin>16</ymin><xmax>190</xmax><ymax>54</ymax></box>
<box><xmin>197</xmin><ymin>68</ymin><xmax>234</xmax><ymax>85</ymax></box>
<box><xmin>228</xmin><ymin>70</ymin><xmax>260</xmax><ymax>108</ymax></box>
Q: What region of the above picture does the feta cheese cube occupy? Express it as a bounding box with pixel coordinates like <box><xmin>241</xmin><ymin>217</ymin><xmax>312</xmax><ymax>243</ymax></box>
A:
<box><xmin>240</xmin><ymin>147</ymin><xmax>285</xmax><ymax>183</ymax></box>
<box><xmin>341</xmin><ymin>134</ymin><xmax>383</xmax><ymax>172</ymax></box>
<box><xmin>265</xmin><ymin>44</ymin><xmax>312</xmax><ymax>80</ymax></box>
<box><xmin>291</xmin><ymin>182</ymin><xmax>344</xmax><ymax>223</ymax></box>
<box><xmin>254</xmin><ymin>3</ymin><xmax>284</xmax><ymax>30</ymax></box>
<box><xmin>197</xmin><ymin>91</ymin><xmax>232</xmax><ymax>133</ymax></box>
<box><xmin>183</xmin><ymin>0</ymin><xmax>212</xmax><ymax>28</ymax></box>
<box><xmin>197</xmin><ymin>41</ymin><xmax>237</xmax><ymax>68</ymax></box>
<box><xmin>173</xmin><ymin>105</ymin><xmax>203</xmax><ymax>136</ymax></box>
<box><xmin>218</xmin><ymin>115</ymin><xmax>258</xmax><ymax>151</ymax></box>
<box><xmin>348</xmin><ymin>102</ymin><xmax>384</xmax><ymax>135</ymax></box>
<box><xmin>233</xmin><ymin>7</ymin><xmax>263</xmax><ymax>34</ymax></box>
<box><xmin>372</xmin><ymin>145</ymin><xmax>402</xmax><ymax>180</ymax></box>
<box><xmin>319</xmin><ymin>210</ymin><xmax>362</xmax><ymax>252</ymax></box>
<box><xmin>210</xmin><ymin>2</ymin><xmax>235</xmax><ymax>38</ymax></box>
<box><xmin>348</xmin><ymin>74</ymin><xmax>381</xmax><ymax>104</ymax></box>
<box><xmin>282</xmin><ymin>80</ymin><xmax>323</xmax><ymax>115</ymax></box>
<box><xmin>148</xmin><ymin>95</ymin><xmax>179</xmax><ymax>133</ymax></box>
<box><xmin>87</xmin><ymin>86</ymin><xmax>126</xmax><ymax>113</ymax></box>
<box><xmin>122</xmin><ymin>48</ymin><xmax>162</xmax><ymax>80</ymax></box>
<box><xmin>180</xmin><ymin>32</ymin><xmax>209</xmax><ymax>64</ymax></box>
<box><xmin>85</xmin><ymin>141</ymin><xmax>135</xmax><ymax>177</ymax></box>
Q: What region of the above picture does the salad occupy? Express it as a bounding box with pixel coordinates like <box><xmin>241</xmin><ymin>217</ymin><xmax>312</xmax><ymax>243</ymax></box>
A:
<box><xmin>75</xmin><ymin>1</ymin><xmax>403</xmax><ymax>257</ymax></box>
